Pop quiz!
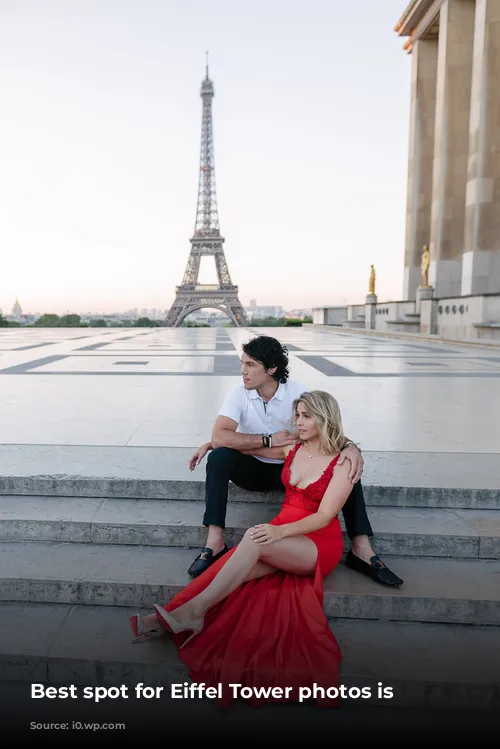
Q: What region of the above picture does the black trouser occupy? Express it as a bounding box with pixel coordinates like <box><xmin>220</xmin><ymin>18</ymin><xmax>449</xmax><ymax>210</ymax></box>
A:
<box><xmin>202</xmin><ymin>447</ymin><xmax>373</xmax><ymax>539</ymax></box>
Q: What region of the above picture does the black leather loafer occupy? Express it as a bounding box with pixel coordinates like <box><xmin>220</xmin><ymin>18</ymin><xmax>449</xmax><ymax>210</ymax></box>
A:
<box><xmin>187</xmin><ymin>545</ymin><xmax>229</xmax><ymax>578</ymax></box>
<box><xmin>345</xmin><ymin>550</ymin><xmax>404</xmax><ymax>587</ymax></box>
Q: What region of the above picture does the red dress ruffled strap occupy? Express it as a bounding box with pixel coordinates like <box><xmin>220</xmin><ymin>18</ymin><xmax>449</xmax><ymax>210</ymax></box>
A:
<box><xmin>312</xmin><ymin>453</ymin><xmax>341</xmax><ymax>496</ymax></box>
<box><xmin>281</xmin><ymin>443</ymin><xmax>301</xmax><ymax>482</ymax></box>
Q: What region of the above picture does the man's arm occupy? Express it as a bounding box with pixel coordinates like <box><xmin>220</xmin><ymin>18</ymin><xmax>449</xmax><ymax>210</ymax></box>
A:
<box><xmin>338</xmin><ymin>437</ymin><xmax>364</xmax><ymax>483</ymax></box>
<box><xmin>239</xmin><ymin>441</ymin><xmax>296</xmax><ymax>460</ymax></box>
<box><xmin>211</xmin><ymin>416</ymin><xmax>297</xmax><ymax>452</ymax></box>
<box><xmin>212</xmin><ymin>387</ymin><xmax>266</xmax><ymax>450</ymax></box>
<box><xmin>211</xmin><ymin>415</ymin><xmax>265</xmax><ymax>451</ymax></box>
<box><xmin>239</xmin><ymin>446</ymin><xmax>287</xmax><ymax>459</ymax></box>
<box><xmin>187</xmin><ymin>438</ymin><xmax>287</xmax><ymax>471</ymax></box>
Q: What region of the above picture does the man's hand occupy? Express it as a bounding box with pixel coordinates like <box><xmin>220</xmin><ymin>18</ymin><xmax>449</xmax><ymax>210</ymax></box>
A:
<box><xmin>271</xmin><ymin>430</ymin><xmax>299</xmax><ymax>448</ymax></box>
<box><xmin>250</xmin><ymin>523</ymin><xmax>284</xmax><ymax>545</ymax></box>
<box><xmin>188</xmin><ymin>442</ymin><xmax>212</xmax><ymax>472</ymax></box>
<box><xmin>337</xmin><ymin>443</ymin><xmax>364</xmax><ymax>483</ymax></box>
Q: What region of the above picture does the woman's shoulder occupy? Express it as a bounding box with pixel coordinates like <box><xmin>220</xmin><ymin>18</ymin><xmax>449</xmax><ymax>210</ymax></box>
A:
<box><xmin>327</xmin><ymin>454</ymin><xmax>351</xmax><ymax>484</ymax></box>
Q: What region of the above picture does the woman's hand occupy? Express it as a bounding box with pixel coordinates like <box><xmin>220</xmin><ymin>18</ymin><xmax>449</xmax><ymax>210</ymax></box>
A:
<box><xmin>188</xmin><ymin>442</ymin><xmax>212</xmax><ymax>471</ymax></box>
<box><xmin>250</xmin><ymin>523</ymin><xmax>284</xmax><ymax>545</ymax></box>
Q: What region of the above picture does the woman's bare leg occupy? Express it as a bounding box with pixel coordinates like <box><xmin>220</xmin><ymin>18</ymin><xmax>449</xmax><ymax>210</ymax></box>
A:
<box><xmin>243</xmin><ymin>561</ymin><xmax>275</xmax><ymax>582</ymax></box>
<box><xmin>140</xmin><ymin>560</ymin><xmax>276</xmax><ymax>632</ymax></box>
<box><xmin>167</xmin><ymin>530</ymin><xmax>318</xmax><ymax>625</ymax></box>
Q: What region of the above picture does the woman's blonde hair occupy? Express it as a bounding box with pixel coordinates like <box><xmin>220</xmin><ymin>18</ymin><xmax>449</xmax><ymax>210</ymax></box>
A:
<box><xmin>290</xmin><ymin>390</ymin><xmax>345</xmax><ymax>454</ymax></box>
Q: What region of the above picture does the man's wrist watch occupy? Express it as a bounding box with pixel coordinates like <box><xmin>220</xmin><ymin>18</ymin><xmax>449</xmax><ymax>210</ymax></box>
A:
<box><xmin>262</xmin><ymin>433</ymin><xmax>272</xmax><ymax>448</ymax></box>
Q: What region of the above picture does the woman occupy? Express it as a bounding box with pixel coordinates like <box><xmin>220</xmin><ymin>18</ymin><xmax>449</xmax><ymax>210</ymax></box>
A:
<box><xmin>130</xmin><ymin>390</ymin><xmax>353</xmax><ymax>707</ymax></box>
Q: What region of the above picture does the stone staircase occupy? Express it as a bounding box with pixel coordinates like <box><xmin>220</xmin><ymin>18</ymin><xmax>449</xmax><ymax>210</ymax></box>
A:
<box><xmin>342</xmin><ymin>313</ymin><xmax>366</xmax><ymax>329</ymax></box>
<box><xmin>0</xmin><ymin>466</ymin><xmax>499</xmax><ymax>715</ymax></box>
<box><xmin>387</xmin><ymin>312</ymin><xmax>421</xmax><ymax>333</ymax></box>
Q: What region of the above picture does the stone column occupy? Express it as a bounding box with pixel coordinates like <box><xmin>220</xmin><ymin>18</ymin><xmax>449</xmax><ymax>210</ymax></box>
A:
<box><xmin>416</xmin><ymin>284</ymin><xmax>435</xmax><ymax>313</ymax></box>
<box><xmin>429</xmin><ymin>0</ymin><xmax>476</xmax><ymax>298</ymax></box>
<box><xmin>420</xmin><ymin>298</ymin><xmax>439</xmax><ymax>335</ymax></box>
<box><xmin>365</xmin><ymin>295</ymin><xmax>377</xmax><ymax>330</ymax></box>
<box><xmin>462</xmin><ymin>0</ymin><xmax>500</xmax><ymax>295</ymax></box>
<box><xmin>404</xmin><ymin>38</ymin><xmax>439</xmax><ymax>301</ymax></box>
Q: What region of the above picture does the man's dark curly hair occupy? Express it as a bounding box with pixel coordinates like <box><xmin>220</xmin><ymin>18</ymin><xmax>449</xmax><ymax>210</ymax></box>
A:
<box><xmin>242</xmin><ymin>336</ymin><xmax>290</xmax><ymax>383</ymax></box>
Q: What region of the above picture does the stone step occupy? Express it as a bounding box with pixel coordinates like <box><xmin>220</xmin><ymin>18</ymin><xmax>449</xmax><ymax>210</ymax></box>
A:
<box><xmin>0</xmin><ymin>541</ymin><xmax>499</xmax><ymax>625</ymax></box>
<box><xmin>1</xmin><ymin>602</ymin><xmax>498</xmax><ymax>713</ymax></box>
<box><xmin>1</xmin><ymin>496</ymin><xmax>499</xmax><ymax>559</ymax></box>
<box><xmin>0</xmin><ymin>477</ymin><xmax>498</xmax><ymax>509</ymax></box>
<box><xmin>1</xmin><ymin>445</ymin><xmax>498</xmax><ymax>509</ymax></box>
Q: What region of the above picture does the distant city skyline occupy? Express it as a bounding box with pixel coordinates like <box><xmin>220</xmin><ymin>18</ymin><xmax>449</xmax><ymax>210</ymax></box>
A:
<box><xmin>1</xmin><ymin>299</ymin><xmax>310</xmax><ymax>321</ymax></box>
<box><xmin>1</xmin><ymin>0</ymin><xmax>410</xmax><ymax>315</ymax></box>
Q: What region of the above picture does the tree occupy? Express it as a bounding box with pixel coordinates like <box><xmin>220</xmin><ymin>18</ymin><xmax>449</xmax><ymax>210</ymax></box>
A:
<box><xmin>34</xmin><ymin>314</ymin><xmax>61</xmax><ymax>327</ymax></box>
<box><xmin>59</xmin><ymin>314</ymin><xmax>81</xmax><ymax>327</ymax></box>
<box><xmin>135</xmin><ymin>317</ymin><xmax>158</xmax><ymax>327</ymax></box>
<box><xmin>89</xmin><ymin>319</ymin><xmax>108</xmax><ymax>327</ymax></box>
<box><xmin>0</xmin><ymin>314</ymin><xmax>8</xmax><ymax>327</ymax></box>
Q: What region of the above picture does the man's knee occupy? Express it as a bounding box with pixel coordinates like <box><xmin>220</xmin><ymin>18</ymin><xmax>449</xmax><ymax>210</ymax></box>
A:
<box><xmin>207</xmin><ymin>446</ymin><xmax>238</xmax><ymax>472</ymax></box>
<box><xmin>207</xmin><ymin>447</ymin><xmax>238</xmax><ymax>465</ymax></box>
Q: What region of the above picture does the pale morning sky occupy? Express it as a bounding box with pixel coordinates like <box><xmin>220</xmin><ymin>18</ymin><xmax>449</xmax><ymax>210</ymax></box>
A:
<box><xmin>0</xmin><ymin>0</ymin><xmax>410</xmax><ymax>316</ymax></box>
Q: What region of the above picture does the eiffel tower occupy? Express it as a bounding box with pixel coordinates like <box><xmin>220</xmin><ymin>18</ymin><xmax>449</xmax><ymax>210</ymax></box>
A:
<box><xmin>164</xmin><ymin>59</ymin><xmax>248</xmax><ymax>327</ymax></box>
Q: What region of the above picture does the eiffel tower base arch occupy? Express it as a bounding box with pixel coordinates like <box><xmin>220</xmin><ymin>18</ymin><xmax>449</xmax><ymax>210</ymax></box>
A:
<box><xmin>164</xmin><ymin>289</ymin><xmax>248</xmax><ymax>327</ymax></box>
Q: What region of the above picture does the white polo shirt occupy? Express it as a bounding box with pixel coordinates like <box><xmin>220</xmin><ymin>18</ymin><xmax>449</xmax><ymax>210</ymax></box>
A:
<box><xmin>217</xmin><ymin>379</ymin><xmax>308</xmax><ymax>464</ymax></box>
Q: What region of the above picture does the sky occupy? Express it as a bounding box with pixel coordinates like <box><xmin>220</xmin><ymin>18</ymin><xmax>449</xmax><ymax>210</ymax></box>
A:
<box><xmin>0</xmin><ymin>0</ymin><xmax>411</xmax><ymax>316</ymax></box>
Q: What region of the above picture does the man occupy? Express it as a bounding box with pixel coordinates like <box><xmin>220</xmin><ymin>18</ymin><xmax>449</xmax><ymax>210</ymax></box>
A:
<box><xmin>187</xmin><ymin>335</ymin><xmax>403</xmax><ymax>587</ymax></box>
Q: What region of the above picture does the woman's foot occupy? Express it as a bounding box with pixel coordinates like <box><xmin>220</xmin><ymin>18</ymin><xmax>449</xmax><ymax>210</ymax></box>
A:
<box><xmin>143</xmin><ymin>613</ymin><xmax>160</xmax><ymax>629</ymax></box>
<box><xmin>130</xmin><ymin>613</ymin><xmax>165</xmax><ymax>644</ymax></box>
<box><xmin>153</xmin><ymin>604</ymin><xmax>204</xmax><ymax>648</ymax></box>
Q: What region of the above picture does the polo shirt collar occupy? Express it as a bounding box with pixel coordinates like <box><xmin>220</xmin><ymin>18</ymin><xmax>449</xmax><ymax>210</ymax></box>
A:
<box><xmin>274</xmin><ymin>382</ymin><xmax>285</xmax><ymax>400</ymax></box>
<box><xmin>249</xmin><ymin>382</ymin><xmax>285</xmax><ymax>401</ymax></box>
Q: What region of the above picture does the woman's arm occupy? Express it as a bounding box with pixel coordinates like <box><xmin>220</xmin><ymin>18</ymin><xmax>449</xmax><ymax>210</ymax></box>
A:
<box><xmin>271</xmin><ymin>460</ymin><xmax>353</xmax><ymax>539</ymax></box>
<box><xmin>281</xmin><ymin>461</ymin><xmax>352</xmax><ymax>537</ymax></box>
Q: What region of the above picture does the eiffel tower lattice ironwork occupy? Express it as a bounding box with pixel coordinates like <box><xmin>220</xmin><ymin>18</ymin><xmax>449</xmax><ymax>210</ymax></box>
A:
<box><xmin>164</xmin><ymin>59</ymin><xmax>248</xmax><ymax>327</ymax></box>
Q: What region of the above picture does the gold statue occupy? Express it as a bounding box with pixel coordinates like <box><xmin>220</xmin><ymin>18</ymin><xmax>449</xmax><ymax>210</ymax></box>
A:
<box><xmin>421</xmin><ymin>244</ymin><xmax>430</xmax><ymax>287</ymax></box>
<box><xmin>368</xmin><ymin>264</ymin><xmax>376</xmax><ymax>295</ymax></box>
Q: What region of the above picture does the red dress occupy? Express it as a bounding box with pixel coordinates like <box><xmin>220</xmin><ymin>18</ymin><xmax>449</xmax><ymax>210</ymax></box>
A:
<box><xmin>161</xmin><ymin>444</ymin><xmax>343</xmax><ymax>707</ymax></box>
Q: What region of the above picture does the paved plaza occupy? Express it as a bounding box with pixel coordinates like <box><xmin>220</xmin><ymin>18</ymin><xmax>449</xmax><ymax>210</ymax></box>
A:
<box><xmin>0</xmin><ymin>326</ymin><xmax>499</xmax><ymax>484</ymax></box>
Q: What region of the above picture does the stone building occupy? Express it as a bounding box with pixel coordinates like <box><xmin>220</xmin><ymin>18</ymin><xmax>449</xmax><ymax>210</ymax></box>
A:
<box><xmin>12</xmin><ymin>299</ymin><xmax>23</xmax><ymax>319</ymax></box>
<box><xmin>314</xmin><ymin>0</ymin><xmax>500</xmax><ymax>341</ymax></box>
